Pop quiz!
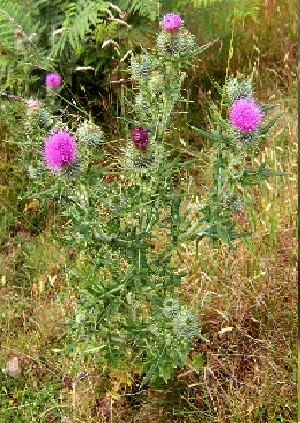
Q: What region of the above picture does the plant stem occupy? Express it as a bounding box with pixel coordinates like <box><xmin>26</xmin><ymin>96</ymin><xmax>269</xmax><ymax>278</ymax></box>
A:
<box><xmin>193</xmin><ymin>238</ymin><xmax>199</xmax><ymax>307</ymax></box>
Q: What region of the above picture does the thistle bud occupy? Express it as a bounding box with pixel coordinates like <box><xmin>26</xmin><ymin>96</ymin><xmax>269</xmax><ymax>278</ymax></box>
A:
<box><xmin>226</xmin><ymin>77</ymin><xmax>253</xmax><ymax>103</ymax></box>
<box><xmin>163</xmin><ymin>298</ymin><xmax>180</xmax><ymax>318</ymax></box>
<box><xmin>131</xmin><ymin>54</ymin><xmax>152</xmax><ymax>80</ymax></box>
<box><xmin>76</xmin><ymin>122</ymin><xmax>103</xmax><ymax>147</ymax></box>
<box><xmin>173</xmin><ymin>310</ymin><xmax>199</xmax><ymax>340</ymax></box>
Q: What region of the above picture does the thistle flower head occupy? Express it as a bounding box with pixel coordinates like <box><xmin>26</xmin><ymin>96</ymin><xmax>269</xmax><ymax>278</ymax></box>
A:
<box><xmin>43</xmin><ymin>128</ymin><xmax>76</xmax><ymax>170</ymax></box>
<box><xmin>229</xmin><ymin>98</ymin><xmax>262</xmax><ymax>132</ymax></box>
<box><xmin>163</xmin><ymin>13</ymin><xmax>181</xmax><ymax>32</ymax></box>
<box><xmin>45</xmin><ymin>73</ymin><xmax>61</xmax><ymax>87</ymax></box>
<box><xmin>131</xmin><ymin>126</ymin><xmax>149</xmax><ymax>148</ymax></box>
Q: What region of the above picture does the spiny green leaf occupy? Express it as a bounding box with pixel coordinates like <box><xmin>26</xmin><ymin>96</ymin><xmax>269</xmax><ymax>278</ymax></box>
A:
<box><xmin>259</xmin><ymin>111</ymin><xmax>284</xmax><ymax>135</ymax></box>
<box><xmin>141</xmin><ymin>362</ymin><xmax>158</xmax><ymax>387</ymax></box>
<box><xmin>216</xmin><ymin>225</ymin><xmax>234</xmax><ymax>249</ymax></box>
<box><xmin>260</xmin><ymin>103</ymin><xmax>279</xmax><ymax>111</ymax></box>
<box><xmin>190</xmin><ymin>125</ymin><xmax>222</xmax><ymax>142</ymax></box>
<box><xmin>260</xmin><ymin>171</ymin><xmax>292</xmax><ymax>179</ymax></box>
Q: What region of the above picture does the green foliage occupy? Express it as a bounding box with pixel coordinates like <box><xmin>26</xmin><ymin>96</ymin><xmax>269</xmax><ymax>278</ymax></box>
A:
<box><xmin>0</xmin><ymin>0</ymin><xmax>34</xmax><ymax>40</ymax></box>
<box><xmin>116</xmin><ymin>0</ymin><xmax>158</xmax><ymax>21</ymax></box>
<box><xmin>174</xmin><ymin>0</ymin><xmax>260</xmax><ymax>38</ymax></box>
<box><xmin>189</xmin><ymin>0</ymin><xmax>260</xmax><ymax>23</ymax></box>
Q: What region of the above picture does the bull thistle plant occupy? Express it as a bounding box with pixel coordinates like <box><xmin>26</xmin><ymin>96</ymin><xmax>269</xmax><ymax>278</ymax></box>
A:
<box><xmin>18</xmin><ymin>11</ymin><xmax>290</xmax><ymax>390</ymax></box>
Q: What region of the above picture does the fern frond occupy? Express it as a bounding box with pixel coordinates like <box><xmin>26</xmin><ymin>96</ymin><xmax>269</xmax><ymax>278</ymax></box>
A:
<box><xmin>115</xmin><ymin>0</ymin><xmax>158</xmax><ymax>22</ymax></box>
<box><xmin>0</xmin><ymin>0</ymin><xmax>34</xmax><ymax>48</ymax></box>
<box><xmin>131</xmin><ymin>0</ymin><xmax>158</xmax><ymax>21</ymax></box>
<box><xmin>49</xmin><ymin>1</ymin><xmax>112</xmax><ymax>60</ymax></box>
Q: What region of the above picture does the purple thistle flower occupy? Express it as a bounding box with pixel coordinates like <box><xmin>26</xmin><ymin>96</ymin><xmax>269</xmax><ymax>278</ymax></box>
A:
<box><xmin>163</xmin><ymin>13</ymin><xmax>181</xmax><ymax>32</ymax></box>
<box><xmin>45</xmin><ymin>73</ymin><xmax>61</xmax><ymax>87</ymax></box>
<box><xmin>43</xmin><ymin>128</ymin><xmax>76</xmax><ymax>170</ymax></box>
<box><xmin>132</xmin><ymin>126</ymin><xmax>149</xmax><ymax>148</ymax></box>
<box><xmin>229</xmin><ymin>98</ymin><xmax>262</xmax><ymax>132</ymax></box>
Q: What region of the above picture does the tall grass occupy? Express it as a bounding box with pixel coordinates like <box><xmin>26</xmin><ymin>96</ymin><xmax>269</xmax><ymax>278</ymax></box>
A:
<box><xmin>0</xmin><ymin>0</ymin><xmax>297</xmax><ymax>422</ymax></box>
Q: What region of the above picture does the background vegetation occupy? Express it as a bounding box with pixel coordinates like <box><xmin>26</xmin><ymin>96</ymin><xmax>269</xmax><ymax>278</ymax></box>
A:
<box><xmin>0</xmin><ymin>0</ymin><xmax>297</xmax><ymax>422</ymax></box>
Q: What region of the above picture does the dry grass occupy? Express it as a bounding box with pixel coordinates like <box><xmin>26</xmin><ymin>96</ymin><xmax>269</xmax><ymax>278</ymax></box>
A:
<box><xmin>0</xmin><ymin>0</ymin><xmax>297</xmax><ymax>422</ymax></box>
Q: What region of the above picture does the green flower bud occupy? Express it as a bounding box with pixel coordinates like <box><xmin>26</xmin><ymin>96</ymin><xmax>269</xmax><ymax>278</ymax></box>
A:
<box><xmin>109</xmin><ymin>194</ymin><xmax>125</xmax><ymax>212</ymax></box>
<box><xmin>173</xmin><ymin>310</ymin><xmax>199</xmax><ymax>339</ymax></box>
<box><xmin>37</xmin><ymin>108</ymin><xmax>51</xmax><ymax>129</ymax></box>
<box><xmin>223</xmin><ymin>193</ymin><xmax>243</xmax><ymax>211</ymax></box>
<box><xmin>163</xmin><ymin>298</ymin><xmax>180</xmax><ymax>318</ymax></box>
<box><xmin>125</xmin><ymin>141</ymin><xmax>157</xmax><ymax>174</ymax></box>
<box><xmin>28</xmin><ymin>161</ymin><xmax>46</xmax><ymax>179</ymax></box>
<box><xmin>228</xmin><ymin>154</ymin><xmax>245</xmax><ymax>179</ymax></box>
<box><xmin>59</xmin><ymin>155</ymin><xmax>81</xmax><ymax>179</ymax></box>
<box><xmin>226</xmin><ymin>77</ymin><xmax>253</xmax><ymax>103</ymax></box>
<box><xmin>76</xmin><ymin>122</ymin><xmax>103</xmax><ymax>147</ymax></box>
<box><xmin>131</xmin><ymin>54</ymin><xmax>152</xmax><ymax>80</ymax></box>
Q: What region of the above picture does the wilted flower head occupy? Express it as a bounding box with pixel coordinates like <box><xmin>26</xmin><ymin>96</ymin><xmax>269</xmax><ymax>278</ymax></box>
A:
<box><xmin>43</xmin><ymin>128</ymin><xmax>76</xmax><ymax>170</ymax></box>
<box><xmin>173</xmin><ymin>310</ymin><xmax>199</xmax><ymax>340</ymax></box>
<box><xmin>14</xmin><ymin>27</ymin><xmax>24</xmax><ymax>38</ymax></box>
<box><xmin>163</xmin><ymin>13</ymin><xmax>181</xmax><ymax>32</ymax></box>
<box><xmin>230</xmin><ymin>98</ymin><xmax>262</xmax><ymax>132</ymax></box>
<box><xmin>45</xmin><ymin>73</ymin><xmax>61</xmax><ymax>87</ymax></box>
<box><xmin>131</xmin><ymin>126</ymin><xmax>149</xmax><ymax>148</ymax></box>
<box><xmin>27</xmin><ymin>99</ymin><xmax>38</xmax><ymax>110</ymax></box>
